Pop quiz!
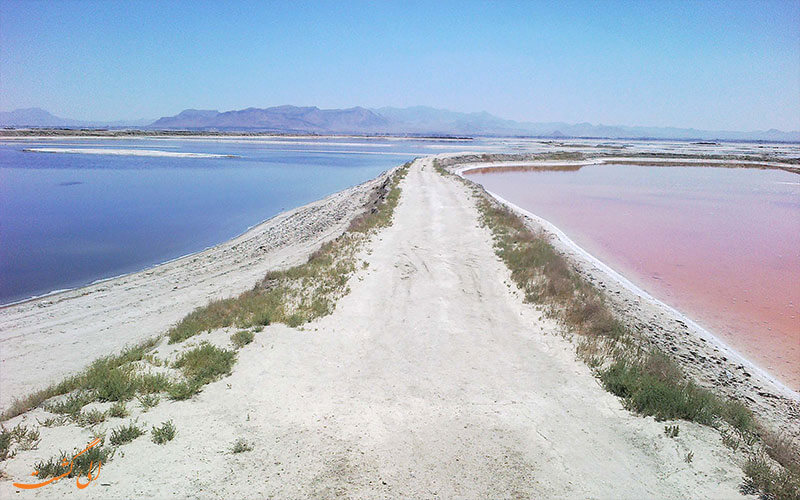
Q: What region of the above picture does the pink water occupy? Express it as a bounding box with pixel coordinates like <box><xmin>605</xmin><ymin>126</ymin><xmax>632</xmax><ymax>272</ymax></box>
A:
<box><xmin>467</xmin><ymin>164</ymin><xmax>800</xmax><ymax>390</ymax></box>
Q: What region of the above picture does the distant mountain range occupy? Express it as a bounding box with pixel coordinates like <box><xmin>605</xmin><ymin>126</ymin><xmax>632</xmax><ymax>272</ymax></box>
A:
<box><xmin>2</xmin><ymin>106</ymin><xmax>798</xmax><ymax>142</ymax></box>
<box><xmin>0</xmin><ymin>108</ymin><xmax>153</xmax><ymax>128</ymax></box>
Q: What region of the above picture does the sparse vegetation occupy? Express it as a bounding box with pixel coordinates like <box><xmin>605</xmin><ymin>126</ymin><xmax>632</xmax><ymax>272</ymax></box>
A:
<box><xmin>664</xmin><ymin>424</ymin><xmax>680</xmax><ymax>438</ymax></box>
<box><xmin>76</xmin><ymin>408</ymin><xmax>107</xmax><ymax>427</ymax></box>
<box><xmin>743</xmin><ymin>455</ymin><xmax>800</xmax><ymax>500</ymax></box>
<box><xmin>439</xmin><ymin>157</ymin><xmax>799</xmax><ymax>499</ymax></box>
<box><xmin>167</xmin><ymin>163</ymin><xmax>409</xmax><ymax>344</ymax></box>
<box><xmin>231</xmin><ymin>329</ymin><xmax>255</xmax><ymax>348</ymax></box>
<box><xmin>108</xmin><ymin>401</ymin><xmax>129</xmax><ymax>418</ymax></box>
<box><xmin>34</xmin><ymin>443</ymin><xmax>112</xmax><ymax>479</ymax></box>
<box><xmin>167</xmin><ymin>380</ymin><xmax>201</xmax><ymax>400</ymax></box>
<box><xmin>1</xmin><ymin>337</ymin><xmax>159</xmax><ymax>420</ymax></box>
<box><xmin>44</xmin><ymin>391</ymin><xmax>95</xmax><ymax>417</ymax></box>
<box><xmin>37</xmin><ymin>415</ymin><xmax>68</xmax><ymax>427</ymax></box>
<box><xmin>109</xmin><ymin>421</ymin><xmax>144</xmax><ymax>446</ymax></box>
<box><xmin>151</xmin><ymin>420</ymin><xmax>176</xmax><ymax>444</ymax></box>
<box><xmin>137</xmin><ymin>394</ymin><xmax>160</xmax><ymax>411</ymax></box>
<box><xmin>174</xmin><ymin>342</ymin><xmax>236</xmax><ymax>385</ymax></box>
<box><xmin>231</xmin><ymin>438</ymin><xmax>253</xmax><ymax>453</ymax></box>
<box><xmin>1</xmin><ymin>426</ymin><xmax>12</xmax><ymax>460</ymax></box>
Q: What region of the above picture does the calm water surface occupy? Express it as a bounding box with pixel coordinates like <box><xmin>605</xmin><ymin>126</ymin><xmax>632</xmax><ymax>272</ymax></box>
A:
<box><xmin>467</xmin><ymin>164</ymin><xmax>800</xmax><ymax>389</ymax></box>
<box><xmin>0</xmin><ymin>137</ymin><xmax>447</xmax><ymax>304</ymax></box>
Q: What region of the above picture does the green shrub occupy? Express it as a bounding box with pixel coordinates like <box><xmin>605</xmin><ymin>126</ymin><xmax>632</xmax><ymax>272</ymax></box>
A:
<box><xmin>45</xmin><ymin>391</ymin><xmax>94</xmax><ymax>416</ymax></box>
<box><xmin>167</xmin><ymin>380</ymin><xmax>201</xmax><ymax>400</ymax></box>
<box><xmin>230</xmin><ymin>330</ymin><xmax>255</xmax><ymax>349</ymax></box>
<box><xmin>0</xmin><ymin>426</ymin><xmax>12</xmax><ymax>460</ymax></box>
<box><xmin>76</xmin><ymin>408</ymin><xmax>107</xmax><ymax>427</ymax></box>
<box><xmin>174</xmin><ymin>343</ymin><xmax>236</xmax><ymax>385</ymax></box>
<box><xmin>85</xmin><ymin>360</ymin><xmax>138</xmax><ymax>402</ymax></box>
<box><xmin>109</xmin><ymin>422</ymin><xmax>144</xmax><ymax>446</ymax></box>
<box><xmin>137</xmin><ymin>372</ymin><xmax>172</xmax><ymax>394</ymax></box>
<box><xmin>34</xmin><ymin>444</ymin><xmax>112</xmax><ymax>479</ymax></box>
<box><xmin>137</xmin><ymin>394</ymin><xmax>160</xmax><ymax>411</ymax></box>
<box><xmin>151</xmin><ymin>420</ymin><xmax>176</xmax><ymax>445</ymax></box>
<box><xmin>600</xmin><ymin>358</ymin><xmax>718</xmax><ymax>425</ymax></box>
<box><xmin>108</xmin><ymin>401</ymin><xmax>128</xmax><ymax>418</ymax></box>
<box><xmin>743</xmin><ymin>456</ymin><xmax>800</xmax><ymax>500</ymax></box>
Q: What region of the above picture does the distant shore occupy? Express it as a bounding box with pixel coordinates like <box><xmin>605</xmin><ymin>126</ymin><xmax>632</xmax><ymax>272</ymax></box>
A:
<box><xmin>0</xmin><ymin>128</ymin><xmax>475</xmax><ymax>140</ymax></box>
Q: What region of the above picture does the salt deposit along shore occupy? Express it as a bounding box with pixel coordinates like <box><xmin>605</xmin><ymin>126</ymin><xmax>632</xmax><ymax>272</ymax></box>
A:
<box><xmin>0</xmin><ymin>155</ymin><xmax>797</xmax><ymax>498</ymax></box>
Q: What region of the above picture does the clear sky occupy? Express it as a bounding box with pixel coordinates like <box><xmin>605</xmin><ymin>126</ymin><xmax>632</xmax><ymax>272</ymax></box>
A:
<box><xmin>1</xmin><ymin>0</ymin><xmax>798</xmax><ymax>131</ymax></box>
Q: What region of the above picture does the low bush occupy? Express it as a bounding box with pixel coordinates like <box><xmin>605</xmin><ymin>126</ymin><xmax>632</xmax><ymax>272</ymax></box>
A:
<box><xmin>230</xmin><ymin>330</ymin><xmax>255</xmax><ymax>349</ymax></box>
<box><xmin>76</xmin><ymin>408</ymin><xmax>107</xmax><ymax>427</ymax></box>
<box><xmin>108</xmin><ymin>401</ymin><xmax>128</xmax><ymax>418</ymax></box>
<box><xmin>743</xmin><ymin>455</ymin><xmax>800</xmax><ymax>500</ymax></box>
<box><xmin>35</xmin><ymin>446</ymin><xmax>111</xmax><ymax>479</ymax></box>
<box><xmin>109</xmin><ymin>422</ymin><xmax>144</xmax><ymax>446</ymax></box>
<box><xmin>231</xmin><ymin>438</ymin><xmax>253</xmax><ymax>453</ymax></box>
<box><xmin>137</xmin><ymin>394</ymin><xmax>160</xmax><ymax>411</ymax></box>
<box><xmin>174</xmin><ymin>343</ymin><xmax>236</xmax><ymax>385</ymax></box>
<box><xmin>167</xmin><ymin>380</ymin><xmax>201</xmax><ymax>400</ymax></box>
<box><xmin>151</xmin><ymin>420</ymin><xmax>176</xmax><ymax>444</ymax></box>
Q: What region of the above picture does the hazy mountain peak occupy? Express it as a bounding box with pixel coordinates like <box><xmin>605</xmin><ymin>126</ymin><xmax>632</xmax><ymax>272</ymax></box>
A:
<box><xmin>2</xmin><ymin>105</ymin><xmax>798</xmax><ymax>141</ymax></box>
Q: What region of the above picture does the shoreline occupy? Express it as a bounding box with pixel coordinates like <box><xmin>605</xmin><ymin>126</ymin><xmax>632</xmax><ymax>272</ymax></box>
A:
<box><xmin>487</xmin><ymin>191</ymin><xmax>797</xmax><ymax>400</ymax></box>
<box><xmin>0</xmin><ymin>199</ymin><xmax>324</xmax><ymax>310</ymax></box>
<box><xmin>0</xmin><ymin>167</ymin><xmax>396</xmax><ymax>409</ymax></box>
<box><xmin>453</xmin><ymin>158</ymin><xmax>798</xmax><ymax>400</ymax></box>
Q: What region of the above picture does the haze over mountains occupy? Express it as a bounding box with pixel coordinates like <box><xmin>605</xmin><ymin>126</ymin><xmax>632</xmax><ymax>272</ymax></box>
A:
<box><xmin>2</xmin><ymin>106</ymin><xmax>798</xmax><ymax>142</ymax></box>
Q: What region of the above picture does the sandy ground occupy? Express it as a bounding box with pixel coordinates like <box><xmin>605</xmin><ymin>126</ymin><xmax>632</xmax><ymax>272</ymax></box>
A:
<box><xmin>0</xmin><ymin>171</ymin><xmax>390</xmax><ymax>410</ymax></box>
<box><xmin>1</xmin><ymin>158</ymin><xmax>750</xmax><ymax>498</ymax></box>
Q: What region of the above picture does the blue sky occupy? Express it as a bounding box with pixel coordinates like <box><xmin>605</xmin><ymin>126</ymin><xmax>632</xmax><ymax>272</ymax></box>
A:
<box><xmin>1</xmin><ymin>0</ymin><xmax>798</xmax><ymax>130</ymax></box>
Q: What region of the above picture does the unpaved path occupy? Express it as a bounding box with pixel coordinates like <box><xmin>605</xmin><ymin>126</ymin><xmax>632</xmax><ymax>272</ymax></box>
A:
<box><xmin>1</xmin><ymin>158</ymin><xmax>746</xmax><ymax>499</ymax></box>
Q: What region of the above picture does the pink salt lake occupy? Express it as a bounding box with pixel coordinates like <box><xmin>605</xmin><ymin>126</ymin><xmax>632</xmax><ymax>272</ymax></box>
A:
<box><xmin>466</xmin><ymin>164</ymin><xmax>800</xmax><ymax>390</ymax></box>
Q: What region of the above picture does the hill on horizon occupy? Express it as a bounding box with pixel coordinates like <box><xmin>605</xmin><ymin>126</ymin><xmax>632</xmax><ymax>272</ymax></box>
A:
<box><xmin>2</xmin><ymin>106</ymin><xmax>798</xmax><ymax>142</ymax></box>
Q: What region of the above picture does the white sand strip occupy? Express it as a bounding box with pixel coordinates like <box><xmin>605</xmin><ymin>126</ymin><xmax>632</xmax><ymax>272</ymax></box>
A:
<box><xmin>23</xmin><ymin>147</ymin><xmax>238</xmax><ymax>158</ymax></box>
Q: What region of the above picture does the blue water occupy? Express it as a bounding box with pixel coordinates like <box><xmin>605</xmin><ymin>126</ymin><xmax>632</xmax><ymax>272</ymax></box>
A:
<box><xmin>0</xmin><ymin>137</ymin><xmax>454</xmax><ymax>304</ymax></box>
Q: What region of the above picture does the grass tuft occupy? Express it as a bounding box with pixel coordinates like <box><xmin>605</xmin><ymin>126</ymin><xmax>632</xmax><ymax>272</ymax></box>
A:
<box><xmin>151</xmin><ymin>420</ymin><xmax>176</xmax><ymax>445</ymax></box>
<box><xmin>231</xmin><ymin>438</ymin><xmax>253</xmax><ymax>453</ymax></box>
<box><xmin>167</xmin><ymin>380</ymin><xmax>201</xmax><ymax>400</ymax></box>
<box><xmin>743</xmin><ymin>455</ymin><xmax>800</xmax><ymax>500</ymax></box>
<box><xmin>137</xmin><ymin>394</ymin><xmax>160</xmax><ymax>411</ymax></box>
<box><xmin>174</xmin><ymin>343</ymin><xmax>236</xmax><ymax>385</ymax></box>
<box><xmin>34</xmin><ymin>443</ymin><xmax>112</xmax><ymax>479</ymax></box>
<box><xmin>109</xmin><ymin>421</ymin><xmax>144</xmax><ymax>446</ymax></box>
<box><xmin>230</xmin><ymin>330</ymin><xmax>255</xmax><ymax>349</ymax></box>
<box><xmin>108</xmin><ymin>401</ymin><xmax>128</xmax><ymax>418</ymax></box>
<box><xmin>76</xmin><ymin>408</ymin><xmax>107</xmax><ymax>427</ymax></box>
